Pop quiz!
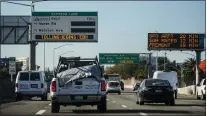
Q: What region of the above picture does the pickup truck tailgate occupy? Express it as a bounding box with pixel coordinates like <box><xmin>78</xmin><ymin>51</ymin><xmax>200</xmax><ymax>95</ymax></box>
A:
<box><xmin>58</xmin><ymin>77</ymin><xmax>101</xmax><ymax>95</ymax></box>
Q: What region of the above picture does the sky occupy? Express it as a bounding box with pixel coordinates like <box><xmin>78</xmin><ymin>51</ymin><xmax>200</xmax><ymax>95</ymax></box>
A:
<box><xmin>0</xmin><ymin>1</ymin><xmax>206</xmax><ymax>71</ymax></box>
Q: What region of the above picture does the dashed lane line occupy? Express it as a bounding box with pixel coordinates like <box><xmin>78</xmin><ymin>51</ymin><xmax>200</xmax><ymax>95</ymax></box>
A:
<box><xmin>112</xmin><ymin>101</ymin><xmax>116</xmax><ymax>103</ymax></box>
<box><xmin>49</xmin><ymin>103</ymin><xmax>51</xmax><ymax>106</ymax></box>
<box><xmin>121</xmin><ymin>105</ymin><xmax>127</xmax><ymax>108</ymax></box>
<box><xmin>139</xmin><ymin>112</ymin><xmax>148</xmax><ymax>116</ymax></box>
<box><xmin>36</xmin><ymin>110</ymin><xmax>46</xmax><ymax>115</ymax></box>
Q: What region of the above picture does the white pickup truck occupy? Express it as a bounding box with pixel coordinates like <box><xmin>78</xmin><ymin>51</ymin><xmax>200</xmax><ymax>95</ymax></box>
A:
<box><xmin>196</xmin><ymin>78</ymin><xmax>206</xmax><ymax>100</ymax></box>
<box><xmin>50</xmin><ymin>57</ymin><xmax>107</xmax><ymax>113</ymax></box>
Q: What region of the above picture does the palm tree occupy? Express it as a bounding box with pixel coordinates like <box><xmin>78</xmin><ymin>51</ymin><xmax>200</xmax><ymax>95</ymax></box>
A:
<box><xmin>183</xmin><ymin>58</ymin><xmax>196</xmax><ymax>85</ymax></box>
<box><xmin>183</xmin><ymin>58</ymin><xmax>196</xmax><ymax>71</ymax></box>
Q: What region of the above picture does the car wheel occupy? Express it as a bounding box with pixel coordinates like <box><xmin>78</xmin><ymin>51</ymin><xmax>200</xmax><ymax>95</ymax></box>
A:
<box><xmin>51</xmin><ymin>103</ymin><xmax>60</xmax><ymax>113</ymax></box>
<box><xmin>41</xmin><ymin>93</ymin><xmax>48</xmax><ymax>101</ymax></box>
<box><xmin>201</xmin><ymin>92</ymin><xmax>206</xmax><ymax>100</ymax></box>
<box><xmin>169</xmin><ymin>99</ymin><xmax>175</xmax><ymax>106</ymax></box>
<box><xmin>197</xmin><ymin>92</ymin><xmax>201</xmax><ymax>100</ymax></box>
<box><xmin>139</xmin><ymin>98</ymin><xmax>144</xmax><ymax>105</ymax></box>
<box><xmin>118</xmin><ymin>92</ymin><xmax>121</xmax><ymax>95</ymax></box>
<box><xmin>97</xmin><ymin>97</ymin><xmax>107</xmax><ymax>113</ymax></box>
<box><xmin>165</xmin><ymin>102</ymin><xmax>170</xmax><ymax>106</ymax></box>
<box><xmin>174</xmin><ymin>91</ymin><xmax>177</xmax><ymax>99</ymax></box>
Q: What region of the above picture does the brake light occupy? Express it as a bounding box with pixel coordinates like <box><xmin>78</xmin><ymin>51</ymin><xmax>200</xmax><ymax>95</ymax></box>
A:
<box><xmin>101</xmin><ymin>80</ymin><xmax>106</xmax><ymax>91</ymax></box>
<box><xmin>16</xmin><ymin>83</ymin><xmax>18</xmax><ymax>88</ymax></box>
<box><xmin>51</xmin><ymin>81</ymin><xmax>56</xmax><ymax>92</ymax></box>
<box><xmin>41</xmin><ymin>83</ymin><xmax>43</xmax><ymax>88</ymax></box>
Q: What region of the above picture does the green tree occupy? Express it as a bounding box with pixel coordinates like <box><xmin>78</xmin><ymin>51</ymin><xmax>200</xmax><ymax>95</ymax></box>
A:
<box><xmin>182</xmin><ymin>58</ymin><xmax>196</xmax><ymax>85</ymax></box>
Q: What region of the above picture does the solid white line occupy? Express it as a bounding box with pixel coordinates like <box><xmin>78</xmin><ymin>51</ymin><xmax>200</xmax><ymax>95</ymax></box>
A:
<box><xmin>121</xmin><ymin>105</ymin><xmax>127</xmax><ymax>108</ymax></box>
<box><xmin>139</xmin><ymin>112</ymin><xmax>148</xmax><ymax>116</ymax></box>
<box><xmin>112</xmin><ymin>101</ymin><xmax>116</xmax><ymax>103</ymax></box>
<box><xmin>36</xmin><ymin>110</ymin><xmax>46</xmax><ymax>115</ymax></box>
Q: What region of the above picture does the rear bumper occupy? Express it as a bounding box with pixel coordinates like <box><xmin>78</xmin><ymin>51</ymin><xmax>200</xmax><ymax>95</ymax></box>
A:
<box><xmin>107</xmin><ymin>90</ymin><xmax>121</xmax><ymax>93</ymax></box>
<box><xmin>16</xmin><ymin>91</ymin><xmax>44</xmax><ymax>96</ymax></box>
<box><xmin>51</xmin><ymin>94</ymin><xmax>106</xmax><ymax>105</ymax></box>
<box><xmin>140</xmin><ymin>92</ymin><xmax>174</xmax><ymax>102</ymax></box>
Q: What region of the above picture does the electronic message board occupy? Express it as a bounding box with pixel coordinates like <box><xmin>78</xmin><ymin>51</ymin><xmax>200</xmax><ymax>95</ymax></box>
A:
<box><xmin>148</xmin><ymin>33</ymin><xmax>205</xmax><ymax>51</ymax></box>
<box><xmin>31</xmin><ymin>12</ymin><xmax>98</xmax><ymax>42</ymax></box>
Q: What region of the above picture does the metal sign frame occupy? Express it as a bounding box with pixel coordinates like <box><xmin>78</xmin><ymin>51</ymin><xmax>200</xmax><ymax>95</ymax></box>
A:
<box><xmin>0</xmin><ymin>16</ymin><xmax>30</xmax><ymax>44</ymax></box>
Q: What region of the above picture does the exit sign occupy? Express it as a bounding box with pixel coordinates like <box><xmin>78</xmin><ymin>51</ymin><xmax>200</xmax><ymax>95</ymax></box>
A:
<box><xmin>99</xmin><ymin>53</ymin><xmax>140</xmax><ymax>64</ymax></box>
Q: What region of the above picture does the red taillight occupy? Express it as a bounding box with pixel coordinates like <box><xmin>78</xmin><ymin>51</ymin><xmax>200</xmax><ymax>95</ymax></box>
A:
<box><xmin>51</xmin><ymin>81</ymin><xmax>56</xmax><ymax>92</ymax></box>
<box><xmin>16</xmin><ymin>83</ymin><xmax>18</xmax><ymax>88</ymax></box>
<box><xmin>101</xmin><ymin>81</ymin><xmax>106</xmax><ymax>91</ymax></box>
<box><xmin>41</xmin><ymin>83</ymin><xmax>43</xmax><ymax>88</ymax></box>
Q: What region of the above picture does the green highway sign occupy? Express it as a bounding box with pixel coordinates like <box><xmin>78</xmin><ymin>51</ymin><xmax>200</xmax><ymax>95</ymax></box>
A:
<box><xmin>99</xmin><ymin>53</ymin><xmax>140</xmax><ymax>64</ymax></box>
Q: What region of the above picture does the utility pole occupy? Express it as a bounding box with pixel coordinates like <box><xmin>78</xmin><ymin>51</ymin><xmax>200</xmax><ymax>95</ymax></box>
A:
<box><xmin>164</xmin><ymin>52</ymin><xmax>167</xmax><ymax>70</ymax></box>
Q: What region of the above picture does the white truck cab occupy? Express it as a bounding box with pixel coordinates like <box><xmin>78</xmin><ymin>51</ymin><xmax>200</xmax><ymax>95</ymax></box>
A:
<box><xmin>196</xmin><ymin>78</ymin><xmax>206</xmax><ymax>100</ymax></box>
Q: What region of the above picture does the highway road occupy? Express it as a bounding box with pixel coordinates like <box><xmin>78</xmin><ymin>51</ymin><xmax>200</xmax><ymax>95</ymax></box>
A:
<box><xmin>0</xmin><ymin>92</ymin><xmax>206</xmax><ymax>116</ymax></box>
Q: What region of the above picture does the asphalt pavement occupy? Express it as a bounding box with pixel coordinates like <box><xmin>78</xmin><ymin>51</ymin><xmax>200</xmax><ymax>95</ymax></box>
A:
<box><xmin>0</xmin><ymin>90</ymin><xmax>206</xmax><ymax>116</ymax></box>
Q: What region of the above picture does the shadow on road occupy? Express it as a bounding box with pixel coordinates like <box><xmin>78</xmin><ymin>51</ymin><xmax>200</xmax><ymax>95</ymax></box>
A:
<box><xmin>71</xmin><ymin>109</ymin><xmax>191</xmax><ymax>114</ymax></box>
<box><xmin>145</xmin><ymin>103</ymin><xmax>206</xmax><ymax>107</ymax></box>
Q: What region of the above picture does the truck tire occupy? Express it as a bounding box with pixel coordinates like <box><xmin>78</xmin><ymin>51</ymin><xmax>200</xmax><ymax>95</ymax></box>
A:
<box><xmin>197</xmin><ymin>92</ymin><xmax>201</xmax><ymax>100</ymax></box>
<box><xmin>97</xmin><ymin>97</ymin><xmax>107</xmax><ymax>113</ymax></box>
<box><xmin>51</xmin><ymin>103</ymin><xmax>60</xmax><ymax>113</ymax></box>
<box><xmin>41</xmin><ymin>93</ymin><xmax>48</xmax><ymax>101</ymax></box>
<box><xmin>16</xmin><ymin>93</ymin><xmax>22</xmax><ymax>101</ymax></box>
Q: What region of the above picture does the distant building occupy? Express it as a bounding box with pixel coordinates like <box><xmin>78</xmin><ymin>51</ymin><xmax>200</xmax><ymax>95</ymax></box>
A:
<box><xmin>16</xmin><ymin>57</ymin><xmax>29</xmax><ymax>71</ymax></box>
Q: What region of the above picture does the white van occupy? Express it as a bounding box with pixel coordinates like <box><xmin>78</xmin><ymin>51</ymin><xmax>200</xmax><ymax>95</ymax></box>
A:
<box><xmin>15</xmin><ymin>71</ymin><xmax>48</xmax><ymax>101</ymax></box>
<box><xmin>153</xmin><ymin>71</ymin><xmax>178</xmax><ymax>99</ymax></box>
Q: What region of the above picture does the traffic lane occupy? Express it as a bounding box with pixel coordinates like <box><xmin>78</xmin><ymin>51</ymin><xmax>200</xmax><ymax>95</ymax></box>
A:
<box><xmin>0</xmin><ymin>97</ymin><xmax>50</xmax><ymax>115</ymax></box>
<box><xmin>42</xmin><ymin>98</ymin><xmax>147</xmax><ymax>115</ymax></box>
<box><xmin>107</xmin><ymin>93</ymin><xmax>206</xmax><ymax>115</ymax></box>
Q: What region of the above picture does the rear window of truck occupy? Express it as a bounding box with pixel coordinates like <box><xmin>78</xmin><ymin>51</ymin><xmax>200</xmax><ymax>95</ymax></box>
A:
<box><xmin>30</xmin><ymin>73</ymin><xmax>40</xmax><ymax>81</ymax></box>
<box><xmin>19</xmin><ymin>72</ymin><xmax>29</xmax><ymax>81</ymax></box>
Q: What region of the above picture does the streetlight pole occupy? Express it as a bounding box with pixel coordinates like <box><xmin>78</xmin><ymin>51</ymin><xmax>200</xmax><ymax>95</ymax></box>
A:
<box><xmin>155</xmin><ymin>31</ymin><xmax>159</xmax><ymax>71</ymax></box>
<box><xmin>164</xmin><ymin>52</ymin><xmax>167</xmax><ymax>70</ymax></box>
<box><xmin>58</xmin><ymin>51</ymin><xmax>74</xmax><ymax>57</ymax></box>
<box><xmin>53</xmin><ymin>44</ymin><xmax>73</xmax><ymax>70</ymax></box>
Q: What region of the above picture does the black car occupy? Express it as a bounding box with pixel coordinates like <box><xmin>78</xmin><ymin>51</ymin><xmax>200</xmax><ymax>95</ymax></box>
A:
<box><xmin>136</xmin><ymin>79</ymin><xmax>175</xmax><ymax>106</ymax></box>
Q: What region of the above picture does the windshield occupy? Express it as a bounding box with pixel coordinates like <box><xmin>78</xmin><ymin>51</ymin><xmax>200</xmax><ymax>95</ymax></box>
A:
<box><xmin>145</xmin><ymin>80</ymin><xmax>171</xmax><ymax>86</ymax></box>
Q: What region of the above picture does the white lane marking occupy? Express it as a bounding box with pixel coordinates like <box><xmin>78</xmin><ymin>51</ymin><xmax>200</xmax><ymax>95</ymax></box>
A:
<box><xmin>49</xmin><ymin>103</ymin><xmax>51</xmax><ymax>106</ymax></box>
<box><xmin>36</xmin><ymin>110</ymin><xmax>46</xmax><ymax>115</ymax></box>
<box><xmin>192</xmin><ymin>106</ymin><xmax>205</xmax><ymax>110</ymax></box>
<box><xmin>112</xmin><ymin>101</ymin><xmax>116</xmax><ymax>103</ymax></box>
<box><xmin>107</xmin><ymin>99</ymin><xmax>109</xmax><ymax>101</ymax></box>
<box><xmin>130</xmin><ymin>108</ymin><xmax>133</xmax><ymax>109</ymax></box>
<box><xmin>121</xmin><ymin>105</ymin><xmax>127</xmax><ymax>108</ymax></box>
<box><xmin>139</xmin><ymin>112</ymin><xmax>148</xmax><ymax>116</ymax></box>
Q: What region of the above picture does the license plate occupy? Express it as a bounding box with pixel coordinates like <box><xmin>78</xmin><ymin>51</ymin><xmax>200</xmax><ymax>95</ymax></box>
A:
<box><xmin>74</xmin><ymin>96</ymin><xmax>83</xmax><ymax>100</ymax></box>
<box><xmin>155</xmin><ymin>90</ymin><xmax>162</xmax><ymax>92</ymax></box>
<box><xmin>31</xmin><ymin>84</ymin><xmax>38</xmax><ymax>88</ymax></box>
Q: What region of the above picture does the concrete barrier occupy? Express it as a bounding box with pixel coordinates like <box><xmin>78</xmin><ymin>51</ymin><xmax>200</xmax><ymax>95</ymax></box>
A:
<box><xmin>0</xmin><ymin>80</ymin><xmax>16</xmax><ymax>104</ymax></box>
<box><xmin>178</xmin><ymin>85</ymin><xmax>196</xmax><ymax>95</ymax></box>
